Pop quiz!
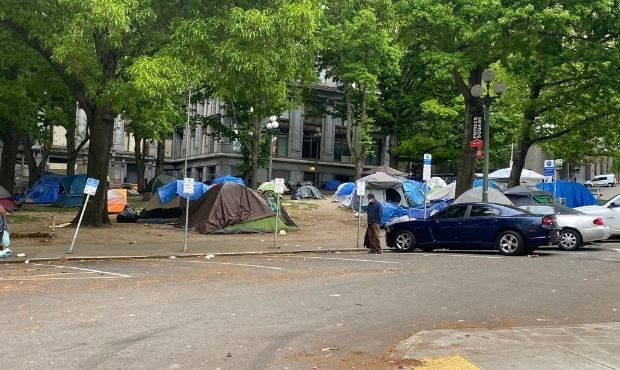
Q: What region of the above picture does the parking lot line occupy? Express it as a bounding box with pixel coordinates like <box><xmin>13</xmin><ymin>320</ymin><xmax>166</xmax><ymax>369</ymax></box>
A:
<box><xmin>0</xmin><ymin>276</ymin><xmax>124</xmax><ymax>281</ymax></box>
<box><xmin>287</xmin><ymin>256</ymin><xmax>400</xmax><ymax>264</ymax></box>
<box><xmin>176</xmin><ymin>260</ymin><xmax>284</xmax><ymax>270</ymax></box>
<box><xmin>32</xmin><ymin>263</ymin><xmax>132</xmax><ymax>278</ymax></box>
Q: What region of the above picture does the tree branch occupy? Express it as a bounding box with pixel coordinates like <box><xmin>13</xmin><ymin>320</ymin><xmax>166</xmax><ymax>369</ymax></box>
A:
<box><xmin>0</xmin><ymin>19</ymin><xmax>92</xmax><ymax>116</ymax></box>
<box><xmin>75</xmin><ymin>131</ymin><xmax>90</xmax><ymax>153</ymax></box>
<box><xmin>451</xmin><ymin>69</ymin><xmax>470</xmax><ymax>98</ymax></box>
<box><xmin>531</xmin><ymin>128</ymin><xmax>572</xmax><ymax>144</ymax></box>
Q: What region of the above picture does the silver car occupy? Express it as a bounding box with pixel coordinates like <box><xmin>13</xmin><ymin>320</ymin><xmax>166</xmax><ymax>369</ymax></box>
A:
<box><xmin>576</xmin><ymin>194</ymin><xmax>620</xmax><ymax>236</ymax></box>
<box><xmin>520</xmin><ymin>204</ymin><xmax>610</xmax><ymax>250</ymax></box>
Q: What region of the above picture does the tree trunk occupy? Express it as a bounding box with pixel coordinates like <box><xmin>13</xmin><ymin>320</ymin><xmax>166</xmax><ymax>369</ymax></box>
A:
<box><xmin>155</xmin><ymin>140</ymin><xmax>165</xmax><ymax>177</ymax></box>
<box><xmin>0</xmin><ymin>125</ymin><xmax>22</xmax><ymax>193</ymax></box>
<box><xmin>23</xmin><ymin>134</ymin><xmax>50</xmax><ymax>187</ymax></box>
<box><xmin>250</xmin><ymin>116</ymin><xmax>260</xmax><ymax>189</ymax></box>
<box><xmin>454</xmin><ymin>67</ymin><xmax>483</xmax><ymax>198</ymax></box>
<box><xmin>388</xmin><ymin>132</ymin><xmax>398</xmax><ymax>168</ymax></box>
<box><xmin>508</xmin><ymin>131</ymin><xmax>532</xmax><ymax>188</ymax></box>
<box><xmin>65</xmin><ymin>124</ymin><xmax>77</xmax><ymax>176</ymax></box>
<box><xmin>80</xmin><ymin>105</ymin><xmax>115</xmax><ymax>226</ymax></box>
<box><xmin>134</xmin><ymin>135</ymin><xmax>145</xmax><ymax>193</ymax></box>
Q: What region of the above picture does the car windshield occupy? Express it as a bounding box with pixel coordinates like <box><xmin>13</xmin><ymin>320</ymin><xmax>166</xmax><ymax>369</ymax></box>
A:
<box><xmin>553</xmin><ymin>205</ymin><xmax>582</xmax><ymax>215</ymax></box>
<box><xmin>524</xmin><ymin>206</ymin><xmax>554</xmax><ymax>214</ymax></box>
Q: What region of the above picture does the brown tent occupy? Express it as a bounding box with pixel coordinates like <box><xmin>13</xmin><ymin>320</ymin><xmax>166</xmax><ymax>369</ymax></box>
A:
<box><xmin>182</xmin><ymin>182</ymin><xmax>297</xmax><ymax>234</ymax></box>
<box><xmin>362</xmin><ymin>165</ymin><xmax>406</xmax><ymax>177</ymax></box>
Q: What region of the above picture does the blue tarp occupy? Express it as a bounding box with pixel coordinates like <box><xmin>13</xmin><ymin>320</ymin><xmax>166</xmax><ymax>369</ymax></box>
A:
<box><xmin>380</xmin><ymin>203</ymin><xmax>409</xmax><ymax>225</ymax></box>
<box><xmin>324</xmin><ymin>179</ymin><xmax>341</xmax><ymax>190</ymax></box>
<box><xmin>157</xmin><ymin>180</ymin><xmax>211</xmax><ymax>204</ymax></box>
<box><xmin>334</xmin><ymin>182</ymin><xmax>355</xmax><ymax>196</ymax></box>
<box><xmin>536</xmin><ymin>180</ymin><xmax>597</xmax><ymax>208</ymax></box>
<box><xmin>472</xmin><ymin>179</ymin><xmax>500</xmax><ymax>189</ymax></box>
<box><xmin>212</xmin><ymin>175</ymin><xmax>244</xmax><ymax>186</ymax></box>
<box><xmin>54</xmin><ymin>175</ymin><xmax>87</xmax><ymax>207</ymax></box>
<box><xmin>25</xmin><ymin>175</ymin><xmax>62</xmax><ymax>204</ymax></box>
<box><xmin>403</xmin><ymin>180</ymin><xmax>427</xmax><ymax>207</ymax></box>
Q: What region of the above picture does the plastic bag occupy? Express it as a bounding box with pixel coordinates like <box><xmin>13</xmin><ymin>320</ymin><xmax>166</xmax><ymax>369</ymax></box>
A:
<box><xmin>0</xmin><ymin>248</ymin><xmax>11</xmax><ymax>258</ymax></box>
<box><xmin>1</xmin><ymin>231</ymin><xmax>10</xmax><ymax>247</ymax></box>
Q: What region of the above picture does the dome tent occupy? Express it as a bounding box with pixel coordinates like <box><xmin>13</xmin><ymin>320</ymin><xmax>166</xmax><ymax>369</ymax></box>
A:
<box><xmin>181</xmin><ymin>183</ymin><xmax>298</xmax><ymax>234</ymax></box>
<box><xmin>24</xmin><ymin>175</ymin><xmax>62</xmax><ymax>204</ymax></box>
<box><xmin>454</xmin><ymin>187</ymin><xmax>513</xmax><ymax>205</ymax></box>
<box><xmin>0</xmin><ymin>185</ymin><xmax>17</xmax><ymax>211</ymax></box>
<box><xmin>291</xmin><ymin>185</ymin><xmax>323</xmax><ymax>200</ymax></box>
<box><xmin>332</xmin><ymin>182</ymin><xmax>354</xmax><ymax>203</ymax></box>
<box><xmin>503</xmin><ymin>185</ymin><xmax>553</xmax><ymax>206</ymax></box>
<box><xmin>350</xmin><ymin>172</ymin><xmax>410</xmax><ymax>211</ymax></box>
<box><xmin>536</xmin><ymin>180</ymin><xmax>597</xmax><ymax>208</ymax></box>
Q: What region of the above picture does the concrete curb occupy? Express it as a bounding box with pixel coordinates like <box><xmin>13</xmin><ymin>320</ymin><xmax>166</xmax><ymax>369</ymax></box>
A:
<box><xmin>0</xmin><ymin>248</ymin><xmax>375</xmax><ymax>264</ymax></box>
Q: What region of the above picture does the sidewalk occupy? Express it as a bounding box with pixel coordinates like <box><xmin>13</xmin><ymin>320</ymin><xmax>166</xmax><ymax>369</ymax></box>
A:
<box><xmin>0</xmin><ymin>236</ymin><xmax>370</xmax><ymax>263</ymax></box>
<box><xmin>397</xmin><ymin>322</ymin><xmax>620</xmax><ymax>369</ymax></box>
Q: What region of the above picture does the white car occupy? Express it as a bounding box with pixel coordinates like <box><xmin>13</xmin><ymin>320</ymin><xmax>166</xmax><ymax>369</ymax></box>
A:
<box><xmin>521</xmin><ymin>204</ymin><xmax>610</xmax><ymax>250</ymax></box>
<box><xmin>584</xmin><ymin>174</ymin><xmax>616</xmax><ymax>187</ymax></box>
<box><xmin>575</xmin><ymin>194</ymin><xmax>620</xmax><ymax>236</ymax></box>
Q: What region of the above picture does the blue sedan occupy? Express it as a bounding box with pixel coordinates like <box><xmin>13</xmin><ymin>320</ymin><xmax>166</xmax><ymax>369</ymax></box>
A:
<box><xmin>385</xmin><ymin>203</ymin><xmax>561</xmax><ymax>255</ymax></box>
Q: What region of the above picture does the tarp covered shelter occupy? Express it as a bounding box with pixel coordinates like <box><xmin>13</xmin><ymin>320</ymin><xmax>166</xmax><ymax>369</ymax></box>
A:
<box><xmin>402</xmin><ymin>180</ymin><xmax>427</xmax><ymax>207</ymax></box>
<box><xmin>54</xmin><ymin>174</ymin><xmax>87</xmax><ymax>207</ymax></box>
<box><xmin>425</xmin><ymin>182</ymin><xmax>456</xmax><ymax>202</ymax></box>
<box><xmin>24</xmin><ymin>175</ymin><xmax>62</xmax><ymax>204</ymax></box>
<box><xmin>503</xmin><ymin>185</ymin><xmax>553</xmax><ymax>206</ymax></box>
<box><xmin>362</xmin><ymin>165</ymin><xmax>406</xmax><ymax>177</ymax></box>
<box><xmin>332</xmin><ymin>182</ymin><xmax>354</xmax><ymax>203</ymax></box>
<box><xmin>182</xmin><ymin>183</ymin><xmax>298</xmax><ymax>233</ymax></box>
<box><xmin>324</xmin><ymin>179</ymin><xmax>341</xmax><ymax>190</ymax></box>
<box><xmin>291</xmin><ymin>185</ymin><xmax>323</xmax><ymax>200</ymax></box>
<box><xmin>137</xmin><ymin>192</ymin><xmax>182</xmax><ymax>223</ymax></box>
<box><xmin>351</xmin><ymin>172</ymin><xmax>410</xmax><ymax>210</ymax></box>
<box><xmin>536</xmin><ymin>180</ymin><xmax>598</xmax><ymax>208</ymax></box>
<box><xmin>258</xmin><ymin>181</ymin><xmax>289</xmax><ymax>193</ymax></box>
<box><xmin>157</xmin><ymin>180</ymin><xmax>211</xmax><ymax>204</ymax></box>
<box><xmin>211</xmin><ymin>175</ymin><xmax>244</xmax><ymax>186</ymax></box>
<box><xmin>489</xmin><ymin>168</ymin><xmax>545</xmax><ymax>181</ymax></box>
<box><xmin>107</xmin><ymin>189</ymin><xmax>127</xmax><ymax>213</ymax></box>
<box><xmin>454</xmin><ymin>187</ymin><xmax>513</xmax><ymax>205</ymax></box>
<box><xmin>0</xmin><ymin>185</ymin><xmax>17</xmax><ymax>211</ymax></box>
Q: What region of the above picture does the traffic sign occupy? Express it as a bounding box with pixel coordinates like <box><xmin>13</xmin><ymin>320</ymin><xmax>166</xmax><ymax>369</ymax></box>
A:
<box><xmin>356</xmin><ymin>180</ymin><xmax>366</xmax><ymax>196</ymax></box>
<box><xmin>554</xmin><ymin>159</ymin><xmax>563</xmax><ymax>169</ymax></box>
<box><xmin>423</xmin><ymin>153</ymin><xmax>432</xmax><ymax>165</ymax></box>
<box><xmin>83</xmin><ymin>178</ymin><xmax>99</xmax><ymax>196</ymax></box>
<box><xmin>274</xmin><ymin>178</ymin><xmax>285</xmax><ymax>194</ymax></box>
<box><xmin>544</xmin><ymin>160</ymin><xmax>554</xmax><ymax>169</ymax></box>
<box><xmin>183</xmin><ymin>178</ymin><xmax>194</xmax><ymax>194</ymax></box>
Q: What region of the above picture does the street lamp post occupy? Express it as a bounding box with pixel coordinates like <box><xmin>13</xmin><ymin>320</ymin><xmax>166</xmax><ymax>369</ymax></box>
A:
<box><xmin>471</xmin><ymin>69</ymin><xmax>506</xmax><ymax>203</ymax></box>
<box><xmin>265</xmin><ymin>115</ymin><xmax>279</xmax><ymax>181</ymax></box>
<box><xmin>313</xmin><ymin>128</ymin><xmax>321</xmax><ymax>187</ymax></box>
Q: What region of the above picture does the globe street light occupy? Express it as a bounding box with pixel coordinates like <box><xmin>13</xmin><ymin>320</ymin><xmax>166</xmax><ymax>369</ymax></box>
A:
<box><xmin>265</xmin><ymin>115</ymin><xmax>279</xmax><ymax>181</ymax></box>
<box><xmin>471</xmin><ymin>69</ymin><xmax>506</xmax><ymax>203</ymax></box>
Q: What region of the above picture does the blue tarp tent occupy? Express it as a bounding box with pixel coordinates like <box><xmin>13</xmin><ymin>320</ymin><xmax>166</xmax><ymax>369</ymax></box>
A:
<box><xmin>157</xmin><ymin>180</ymin><xmax>211</xmax><ymax>204</ymax></box>
<box><xmin>380</xmin><ymin>203</ymin><xmax>409</xmax><ymax>225</ymax></box>
<box><xmin>402</xmin><ymin>180</ymin><xmax>427</xmax><ymax>207</ymax></box>
<box><xmin>25</xmin><ymin>175</ymin><xmax>62</xmax><ymax>204</ymax></box>
<box><xmin>332</xmin><ymin>182</ymin><xmax>354</xmax><ymax>203</ymax></box>
<box><xmin>472</xmin><ymin>179</ymin><xmax>500</xmax><ymax>189</ymax></box>
<box><xmin>54</xmin><ymin>174</ymin><xmax>87</xmax><ymax>207</ymax></box>
<box><xmin>324</xmin><ymin>179</ymin><xmax>341</xmax><ymax>191</ymax></box>
<box><xmin>211</xmin><ymin>175</ymin><xmax>244</xmax><ymax>186</ymax></box>
<box><xmin>536</xmin><ymin>180</ymin><xmax>597</xmax><ymax>208</ymax></box>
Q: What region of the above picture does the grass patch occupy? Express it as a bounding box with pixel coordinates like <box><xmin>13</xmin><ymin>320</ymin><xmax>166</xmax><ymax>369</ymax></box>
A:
<box><xmin>281</xmin><ymin>200</ymin><xmax>320</xmax><ymax>210</ymax></box>
<box><xmin>8</xmin><ymin>214</ymin><xmax>43</xmax><ymax>224</ymax></box>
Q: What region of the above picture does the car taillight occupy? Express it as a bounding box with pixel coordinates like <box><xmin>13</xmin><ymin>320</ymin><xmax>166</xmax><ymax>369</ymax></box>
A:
<box><xmin>542</xmin><ymin>215</ymin><xmax>555</xmax><ymax>226</ymax></box>
<box><xmin>593</xmin><ymin>217</ymin><xmax>604</xmax><ymax>226</ymax></box>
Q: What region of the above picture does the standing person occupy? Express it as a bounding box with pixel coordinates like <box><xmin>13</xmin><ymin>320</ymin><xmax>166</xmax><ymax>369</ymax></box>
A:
<box><xmin>0</xmin><ymin>204</ymin><xmax>8</xmax><ymax>249</ymax></box>
<box><xmin>365</xmin><ymin>193</ymin><xmax>383</xmax><ymax>254</ymax></box>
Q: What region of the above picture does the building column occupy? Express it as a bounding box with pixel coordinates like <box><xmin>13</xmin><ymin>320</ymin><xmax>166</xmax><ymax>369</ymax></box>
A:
<box><xmin>289</xmin><ymin>106</ymin><xmax>303</xmax><ymax>159</ymax></box>
<box><xmin>323</xmin><ymin>111</ymin><xmax>335</xmax><ymax>161</ymax></box>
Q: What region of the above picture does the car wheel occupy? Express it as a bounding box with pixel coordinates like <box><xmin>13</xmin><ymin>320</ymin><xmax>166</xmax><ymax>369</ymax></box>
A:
<box><xmin>496</xmin><ymin>230</ymin><xmax>525</xmax><ymax>256</ymax></box>
<box><xmin>559</xmin><ymin>228</ymin><xmax>583</xmax><ymax>251</ymax></box>
<box><xmin>394</xmin><ymin>230</ymin><xmax>416</xmax><ymax>252</ymax></box>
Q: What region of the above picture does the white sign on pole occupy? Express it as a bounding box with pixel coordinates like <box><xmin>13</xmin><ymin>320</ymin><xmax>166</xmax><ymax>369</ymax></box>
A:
<box><xmin>83</xmin><ymin>178</ymin><xmax>99</xmax><ymax>196</ymax></box>
<box><xmin>356</xmin><ymin>180</ymin><xmax>366</xmax><ymax>196</ymax></box>
<box><xmin>183</xmin><ymin>178</ymin><xmax>194</xmax><ymax>194</ymax></box>
<box><xmin>274</xmin><ymin>178</ymin><xmax>285</xmax><ymax>194</ymax></box>
<box><xmin>423</xmin><ymin>153</ymin><xmax>432</xmax><ymax>181</ymax></box>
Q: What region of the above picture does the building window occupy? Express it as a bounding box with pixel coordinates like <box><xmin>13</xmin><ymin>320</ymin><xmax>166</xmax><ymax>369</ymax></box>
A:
<box><xmin>275</xmin><ymin>126</ymin><xmax>289</xmax><ymax>157</ymax></box>
<box><xmin>365</xmin><ymin>139</ymin><xmax>382</xmax><ymax>166</ymax></box>
<box><xmin>333</xmin><ymin>131</ymin><xmax>350</xmax><ymax>162</ymax></box>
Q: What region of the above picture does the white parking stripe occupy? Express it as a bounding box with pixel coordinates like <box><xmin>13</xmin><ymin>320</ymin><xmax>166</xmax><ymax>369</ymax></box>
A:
<box><xmin>32</xmin><ymin>264</ymin><xmax>132</xmax><ymax>278</ymax></box>
<box><xmin>287</xmin><ymin>256</ymin><xmax>400</xmax><ymax>264</ymax></box>
<box><xmin>176</xmin><ymin>260</ymin><xmax>284</xmax><ymax>270</ymax></box>
<box><xmin>0</xmin><ymin>276</ymin><xmax>123</xmax><ymax>281</ymax></box>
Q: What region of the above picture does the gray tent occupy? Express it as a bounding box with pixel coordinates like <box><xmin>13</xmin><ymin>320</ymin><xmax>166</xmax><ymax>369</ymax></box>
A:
<box><xmin>351</xmin><ymin>172</ymin><xmax>410</xmax><ymax>210</ymax></box>
<box><xmin>362</xmin><ymin>165</ymin><xmax>406</xmax><ymax>177</ymax></box>
<box><xmin>291</xmin><ymin>185</ymin><xmax>323</xmax><ymax>200</ymax></box>
<box><xmin>454</xmin><ymin>187</ymin><xmax>513</xmax><ymax>205</ymax></box>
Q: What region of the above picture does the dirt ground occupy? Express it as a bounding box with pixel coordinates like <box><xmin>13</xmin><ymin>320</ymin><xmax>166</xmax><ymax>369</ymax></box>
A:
<box><xmin>7</xmin><ymin>196</ymin><xmax>364</xmax><ymax>249</ymax></box>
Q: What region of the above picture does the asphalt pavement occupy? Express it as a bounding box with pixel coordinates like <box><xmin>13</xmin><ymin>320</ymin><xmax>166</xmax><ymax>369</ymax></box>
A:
<box><xmin>1</xmin><ymin>244</ymin><xmax>618</xmax><ymax>369</ymax></box>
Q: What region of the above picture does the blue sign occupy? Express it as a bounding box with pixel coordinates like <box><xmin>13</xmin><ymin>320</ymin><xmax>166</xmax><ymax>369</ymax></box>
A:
<box><xmin>423</xmin><ymin>153</ymin><xmax>432</xmax><ymax>165</ymax></box>
<box><xmin>83</xmin><ymin>178</ymin><xmax>100</xmax><ymax>196</ymax></box>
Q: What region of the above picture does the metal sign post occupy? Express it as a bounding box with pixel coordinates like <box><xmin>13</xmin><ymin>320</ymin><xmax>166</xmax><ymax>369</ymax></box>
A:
<box><xmin>423</xmin><ymin>154</ymin><xmax>432</xmax><ymax>218</ymax></box>
<box><xmin>183</xmin><ymin>177</ymin><xmax>194</xmax><ymax>252</ymax></box>
<box><xmin>355</xmin><ymin>180</ymin><xmax>365</xmax><ymax>247</ymax></box>
<box><xmin>274</xmin><ymin>178</ymin><xmax>285</xmax><ymax>249</ymax></box>
<box><xmin>554</xmin><ymin>159</ymin><xmax>563</xmax><ymax>203</ymax></box>
<box><xmin>68</xmin><ymin>177</ymin><xmax>99</xmax><ymax>254</ymax></box>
